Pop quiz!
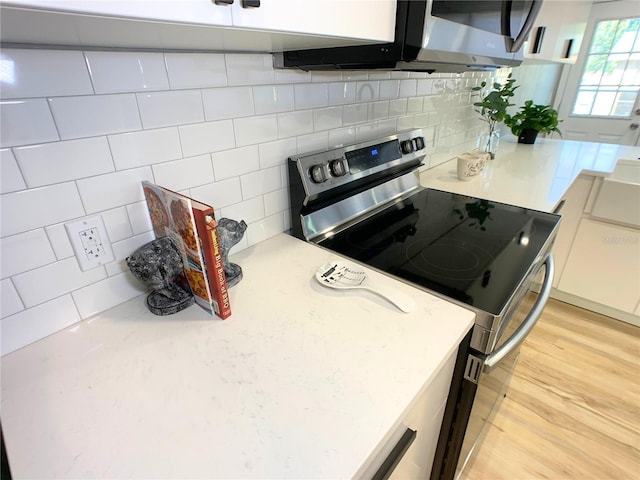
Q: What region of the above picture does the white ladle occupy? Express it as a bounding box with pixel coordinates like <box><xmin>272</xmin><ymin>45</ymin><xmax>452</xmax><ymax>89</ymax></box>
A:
<box><xmin>315</xmin><ymin>261</ymin><xmax>415</xmax><ymax>313</ymax></box>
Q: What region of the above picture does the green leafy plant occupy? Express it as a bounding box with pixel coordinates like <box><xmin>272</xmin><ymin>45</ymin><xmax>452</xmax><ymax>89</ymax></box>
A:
<box><xmin>505</xmin><ymin>100</ymin><xmax>563</xmax><ymax>137</ymax></box>
<box><xmin>472</xmin><ymin>73</ymin><xmax>518</xmax><ymax>136</ymax></box>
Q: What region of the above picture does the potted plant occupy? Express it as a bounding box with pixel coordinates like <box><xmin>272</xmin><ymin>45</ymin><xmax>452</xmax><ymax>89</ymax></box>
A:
<box><xmin>472</xmin><ymin>73</ymin><xmax>518</xmax><ymax>159</ymax></box>
<box><xmin>505</xmin><ymin>100</ymin><xmax>563</xmax><ymax>144</ymax></box>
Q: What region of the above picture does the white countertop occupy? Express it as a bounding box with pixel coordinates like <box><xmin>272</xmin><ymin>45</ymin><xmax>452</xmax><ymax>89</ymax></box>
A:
<box><xmin>1</xmin><ymin>234</ymin><xmax>474</xmax><ymax>479</ymax></box>
<box><xmin>421</xmin><ymin>137</ymin><xmax>640</xmax><ymax>212</ymax></box>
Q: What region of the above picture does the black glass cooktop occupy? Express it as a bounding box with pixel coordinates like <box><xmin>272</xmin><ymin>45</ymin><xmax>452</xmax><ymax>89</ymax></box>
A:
<box><xmin>318</xmin><ymin>188</ymin><xmax>560</xmax><ymax>316</ymax></box>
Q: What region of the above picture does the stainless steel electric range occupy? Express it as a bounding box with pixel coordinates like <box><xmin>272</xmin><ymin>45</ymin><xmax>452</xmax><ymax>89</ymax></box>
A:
<box><xmin>288</xmin><ymin>129</ymin><xmax>561</xmax><ymax>480</ymax></box>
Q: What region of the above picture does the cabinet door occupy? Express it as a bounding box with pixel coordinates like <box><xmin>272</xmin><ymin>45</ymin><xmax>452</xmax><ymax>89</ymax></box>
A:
<box><xmin>558</xmin><ymin>218</ymin><xmax>640</xmax><ymax>313</ymax></box>
<box><xmin>1</xmin><ymin>0</ymin><xmax>233</xmax><ymax>26</ymax></box>
<box><xmin>552</xmin><ymin>175</ymin><xmax>595</xmax><ymax>288</ymax></box>
<box><xmin>525</xmin><ymin>0</ymin><xmax>592</xmax><ymax>63</ymax></box>
<box><xmin>230</xmin><ymin>0</ymin><xmax>396</xmax><ymax>42</ymax></box>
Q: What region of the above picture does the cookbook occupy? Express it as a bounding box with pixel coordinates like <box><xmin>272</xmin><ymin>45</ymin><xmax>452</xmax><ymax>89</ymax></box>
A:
<box><xmin>141</xmin><ymin>181</ymin><xmax>231</xmax><ymax>319</ymax></box>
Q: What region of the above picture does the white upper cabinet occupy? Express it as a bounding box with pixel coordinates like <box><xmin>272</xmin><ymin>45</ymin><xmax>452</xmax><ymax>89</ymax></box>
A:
<box><xmin>230</xmin><ymin>0</ymin><xmax>395</xmax><ymax>40</ymax></box>
<box><xmin>0</xmin><ymin>0</ymin><xmax>396</xmax><ymax>52</ymax></box>
<box><xmin>1</xmin><ymin>1</ymin><xmax>233</xmax><ymax>25</ymax></box>
<box><xmin>524</xmin><ymin>0</ymin><xmax>593</xmax><ymax>63</ymax></box>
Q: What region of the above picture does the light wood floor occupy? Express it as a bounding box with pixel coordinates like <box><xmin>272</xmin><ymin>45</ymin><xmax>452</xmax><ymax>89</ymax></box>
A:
<box><xmin>461</xmin><ymin>298</ymin><xmax>640</xmax><ymax>480</ymax></box>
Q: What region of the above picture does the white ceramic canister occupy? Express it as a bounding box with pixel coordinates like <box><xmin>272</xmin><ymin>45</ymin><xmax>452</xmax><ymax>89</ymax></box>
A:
<box><xmin>456</xmin><ymin>152</ymin><xmax>486</xmax><ymax>181</ymax></box>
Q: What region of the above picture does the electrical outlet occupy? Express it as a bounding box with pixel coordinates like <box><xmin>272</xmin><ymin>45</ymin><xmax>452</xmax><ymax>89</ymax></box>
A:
<box><xmin>65</xmin><ymin>215</ymin><xmax>115</xmax><ymax>271</ymax></box>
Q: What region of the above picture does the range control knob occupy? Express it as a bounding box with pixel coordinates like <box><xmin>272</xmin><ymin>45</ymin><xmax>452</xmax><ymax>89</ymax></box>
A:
<box><xmin>329</xmin><ymin>159</ymin><xmax>348</xmax><ymax>177</ymax></box>
<box><xmin>400</xmin><ymin>139</ymin><xmax>414</xmax><ymax>154</ymax></box>
<box><xmin>413</xmin><ymin>136</ymin><xmax>426</xmax><ymax>150</ymax></box>
<box><xmin>309</xmin><ymin>164</ymin><xmax>327</xmax><ymax>183</ymax></box>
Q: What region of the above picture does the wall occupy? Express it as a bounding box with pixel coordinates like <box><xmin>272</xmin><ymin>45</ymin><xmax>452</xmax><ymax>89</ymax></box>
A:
<box><xmin>511</xmin><ymin>62</ymin><xmax>563</xmax><ymax>108</ymax></box>
<box><xmin>0</xmin><ymin>47</ymin><xmax>505</xmax><ymax>355</ymax></box>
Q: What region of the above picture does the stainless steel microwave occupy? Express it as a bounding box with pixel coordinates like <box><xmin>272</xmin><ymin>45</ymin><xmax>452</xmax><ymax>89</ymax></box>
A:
<box><xmin>273</xmin><ymin>0</ymin><xmax>544</xmax><ymax>73</ymax></box>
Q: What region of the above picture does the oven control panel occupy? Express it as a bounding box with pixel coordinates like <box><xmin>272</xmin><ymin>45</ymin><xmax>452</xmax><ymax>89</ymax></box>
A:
<box><xmin>289</xmin><ymin>129</ymin><xmax>427</xmax><ymax>199</ymax></box>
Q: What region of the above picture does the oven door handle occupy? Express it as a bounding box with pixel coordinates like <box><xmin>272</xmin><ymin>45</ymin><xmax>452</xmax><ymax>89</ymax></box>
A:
<box><xmin>484</xmin><ymin>253</ymin><xmax>554</xmax><ymax>372</ymax></box>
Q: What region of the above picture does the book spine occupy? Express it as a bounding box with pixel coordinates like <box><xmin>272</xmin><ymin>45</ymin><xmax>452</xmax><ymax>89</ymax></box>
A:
<box><xmin>193</xmin><ymin>212</ymin><xmax>231</xmax><ymax>319</ymax></box>
<box><xmin>208</xmin><ymin>221</ymin><xmax>231</xmax><ymax>319</ymax></box>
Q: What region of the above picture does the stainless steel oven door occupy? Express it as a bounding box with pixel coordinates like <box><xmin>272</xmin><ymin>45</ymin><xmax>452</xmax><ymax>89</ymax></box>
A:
<box><xmin>454</xmin><ymin>254</ymin><xmax>554</xmax><ymax>479</ymax></box>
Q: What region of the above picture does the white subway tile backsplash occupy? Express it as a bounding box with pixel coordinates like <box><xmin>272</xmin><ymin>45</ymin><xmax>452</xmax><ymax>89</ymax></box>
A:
<box><xmin>101</xmin><ymin>207</ymin><xmax>133</xmax><ymax>243</ymax></box>
<box><xmin>379</xmin><ymin>80</ymin><xmax>400</xmax><ymax>100</ymax></box>
<box><xmin>369</xmin><ymin>72</ymin><xmax>392</xmax><ymax>80</ymax></box>
<box><xmin>355</xmin><ymin>124</ymin><xmax>379</xmax><ymax>143</ymax></box>
<box><xmin>264</xmin><ymin>188</ymin><xmax>289</xmax><ymax>217</ymax></box>
<box><xmin>152</xmin><ymin>154</ymin><xmax>214</xmax><ymax>191</ymax></box>
<box><xmin>328</xmin><ymin>82</ymin><xmax>356</xmax><ymax>105</ymax></box>
<box><xmin>310</xmin><ymin>71</ymin><xmax>343</xmax><ymax>83</ymax></box>
<box><xmin>1</xmin><ymin>183</ymin><xmax>85</xmax><ymax>237</ymax></box>
<box><xmin>190</xmin><ymin>177</ymin><xmax>243</xmax><ymax>210</ymax></box>
<box><xmin>225</xmin><ymin>54</ymin><xmax>275</xmax><ymax>86</ymax></box>
<box><xmin>0</xmin><ymin>99</ymin><xmax>59</xmax><ymax>148</ymax></box>
<box><xmin>368</xmin><ymin>101</ymin><xmax>389</xmax><ymax>121</ymax></box>
<box><xmin>1</xmin><ymin>295</ymin><xmax>80</xmax><ymax>355</ymax></box>
<box><xmin>356</xmin><ymin>81</ymin><xmax>379</xmax><ymax>102</ymax></box>
<box><xmin>219</xmin><ymin>196</ymin><xmax>265</xmax><ymax>224</ymax></box>
<box><xmin>253</xmin><ymin>85</ymin><xmax>295</xmax><ymax>115</ymax></box>
<box><xmin>109</xmin><ymin>127</ymin><xmax>182</xmax><ymax>170</ymax></box>
<box><xmin>279</xmin><ymin>164</ymin><xmax>288</xmax><ymax>188</ymax></box>
<box><xmin>1</xmin><ymin>229</ymin><xmax>56</xmax><ymax>279</ymax></box>
<box><xmin>202</xmin><ymin>86</ymin><xmax>254</xmax><ymax>121</ymax></box>
<box><xmin>245</xmin><ymin>213</ymin><xmax>284</xmax><ymax>247</ymax></box>
<box><xmin>14</xmin><ymin>137</ymin><xmax>114</xmax><ymax>188</ymax></box>
<box><xmin>45</xmin><ymin>223</ymin><xmax>75</xmax><ymax>260</ymax></box>
<box><xmin>164</xmin><ymin>53</ymin><xmax>227</xmax><ymax>89</ymax></box>
<box><xmin>126</xmin><ymin>202</ymin><xmax>154</xmax><ymax>236</ymax></box>
<box><xmin>85</xmin><ymin>51</ymin><xmax>169</xmax><ymax>94</ymax></box>
<box><xmin>328</xmin><ymin>126</ymin><xmax>356</xmax><ymax>148</ymax></box>
<box><xmin>76</xmin><ymin>166</ymin><xmax>152</xmax><ymax>214</ymax></box>
<box><xmin>343</xmin><ymin>103</ymin><xmax>368</xmax><ymax>126</ymax></box>
<box><xmin>407</xmin><ymin>97</ymin><xmax>424</xmax><ymax>114</ymax></box>
<box><xmin>423</xmin><ymin>96</ymin><xmax>438</xmax><ymax>113</ymax></box>
<box><xmin>275</xmin><ymin>69</ymin><xmax>311</xmax><ymax>84</ymax></box>
<box><xmin>137</xmin><ymin>90</ymin><xmax>204</xmax><ymax>129</ymax></box>
<box><xmin>389</xmin><ymin>98</ymin><xmax>408</xmax><ymax>117</ymax></box>
<box><xmin>296</xmin><ymin>132</ymin><xmax>328</xmax><ymax>154</ymax></box>
<box><xmin>48</xmin><ymin>94</ymin><xmax>141</xmax><ymax>139</ymax></box>
<box><xmin>0</xmin><ymin>149</ymin><xmax>26</xmax><ymax>194</ymax></box>
<box><xmin>13</xmin><ymin>257</ymin><xmax>107</xmax><ymax>308</ymax></box>
<box><xmin>414</xmin><ymin>113</ymin><xmax>430</xmax><ymax>128</ymax></box>
<box><xmin>0</xmin><ymin>45</ymin><xmax>493</xmax><ymax>354</ymax></box>
<box><xmin>277</xmin><ymin>110</ymin><xmax>313</xmax><ymax>138</ymax></box>
<box><xmin>241</xmin><ymin>166</ymin><xmax>281</xmax><ymax>200</ymax></box>
<box><xmin>0</xmin><ymin>49</ymin><xmax>93</xmax><ymax>99</ymax></box>
<box><xmin>294</xmin><ymin>84</ymin><xmax>329</xmax><ymax>110</ymax></box>
<box><xmin>0</xmin><ymin>279</ymin><xmax>23</xmax><ymax>319</ymax></box>
<box><xmin>417</xmin><ymin>79</ymin><xmax>433</xmax><ymax>96</ymax></box>
<box><xmin>313</xmin><ymin>106</ymin><xmax>342</xmax><ymax>132</ymax></box>
<box><xmin>342</xmin><ymin>72</ymin><xmax>368</xmax><ymax>81</ymax></box>
<box><xmin>179</xmin><ymin>120</ymin><xmax>236</xmax><ymax>157</ymax></box>
<box><xmin>72</xmin><ymin>272</ymin><xmax>145</xmax><ymax>319</ymax></box>
<box><xmin>399</xmin><ymin>79</ymin><xmax>418</xmax><ymax>98</ymax></box>
<box><xmin>377</xmin><ymin>119</ymin><xmax>398</xmax><ymax>137</ymax></box>
<box><xmin>212</xmin><ymin>146</ymin><xmax>259</xmax><ymax>181</ymax></box>
<box><xmin>258</xmin><ymin>138</ymin><xmax>296</xmax><ymax>169</ymax></box>
<box><xmin>234</xmin><ymin>115</ymin><xmax>278</xmax><ymax>147</ymax></box>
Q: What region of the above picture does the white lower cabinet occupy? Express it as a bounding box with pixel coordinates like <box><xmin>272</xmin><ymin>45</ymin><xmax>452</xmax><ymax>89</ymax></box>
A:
<box><xmin>558</xmin><ymin>218</ymin><xmax>640</xmax><ymax>314</ymax></box>
<box><xmin>552</xmin><ymin>174</ymin><xmax>595</xmax><ymax>288</ymax></box>
<box><xmin>359</xmin><ymin>348</ymin><xmax>457</xmax><ymax>479</ymax></box>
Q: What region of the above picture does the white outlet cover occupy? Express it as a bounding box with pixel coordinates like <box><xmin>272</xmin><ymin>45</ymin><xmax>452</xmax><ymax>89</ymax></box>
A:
<box><xmin>65</xmin><ymin>215</ymin><xmax>115</xmax><ymax>271</ymax></box>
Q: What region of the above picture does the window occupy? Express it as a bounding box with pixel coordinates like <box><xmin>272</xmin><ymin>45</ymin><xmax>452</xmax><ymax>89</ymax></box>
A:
<box><xmin>572</xmin><ymin>17</ymin><xmax>640</xmax><ymax>118</ymax></box>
